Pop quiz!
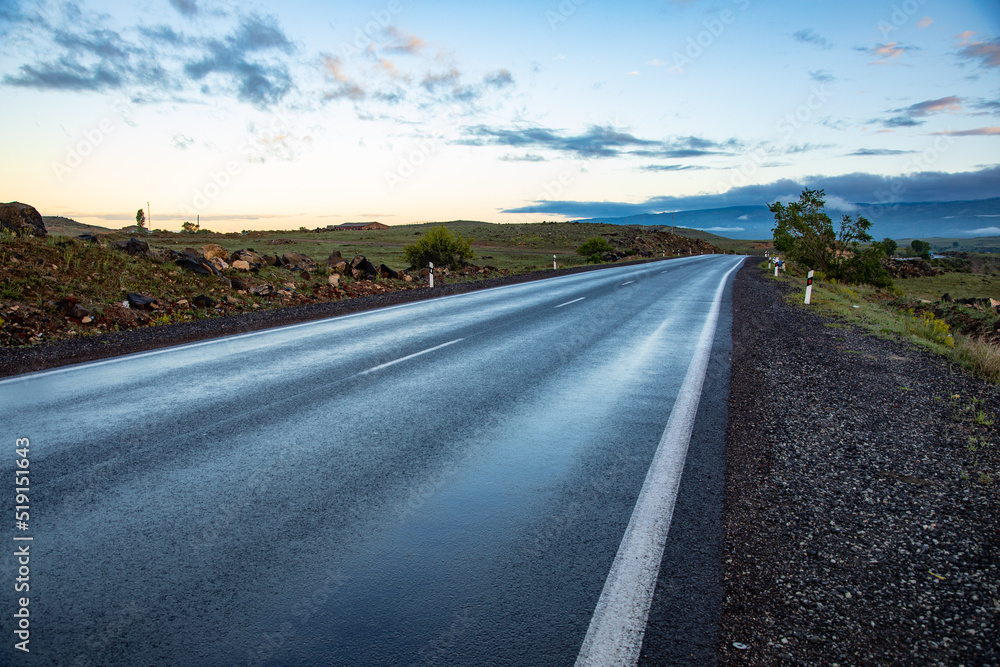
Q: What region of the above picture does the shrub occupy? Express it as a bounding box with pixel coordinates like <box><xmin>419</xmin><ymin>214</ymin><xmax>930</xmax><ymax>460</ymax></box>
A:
<box><xmin>577</xmin><ymin>237</ymin><xmax>614</xmax><ymax>263</ymax></box>
<box><xmin>402</xmin><ymin>226</ymin><xmax>475</xmax><ymax>270</ymax></box>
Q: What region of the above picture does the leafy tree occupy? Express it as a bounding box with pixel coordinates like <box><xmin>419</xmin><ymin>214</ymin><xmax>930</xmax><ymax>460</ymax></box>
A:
<box><xmin>180</xmin><ymin>221</ymin><xmax>198</xmax><ymax>233</ymax></box>
<box><xmin>403</xmin><ymin>226</ymin><xmax>475</xmax><ymax>270</ymax></box>
<box><xmin>882</xmin><ymin>237</ymin><xmax>897</xmax><ymax>257</ymax></box>
<box><xmin>576</xmin><ymin>237</ymin><xmax>615</xmax><ymax>263</ymax></box>
<box><xmin>911</xmin><ymin>239</ymin><xmax>931</xmax><ymax>260</ymax></box>
<box><xmin>769</xmin><ymin>188</ymin><xmax>835</xmax><ymax>271</ymax></box>
<box><xmin>770</xmin><ymin>188</ymin><xmax>892</xmax><ymax>288</ymax></box>
<box><xmin>135</xmin><ymin>208</ymin><xmax>146</xmax><ymax>232</ymax></box>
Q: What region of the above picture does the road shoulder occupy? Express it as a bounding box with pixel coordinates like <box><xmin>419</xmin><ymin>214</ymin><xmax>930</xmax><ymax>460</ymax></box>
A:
<box><xmin>721</xmin><ymin>262</ymin><xmax>999</xmax><ymax>664</ymax></box>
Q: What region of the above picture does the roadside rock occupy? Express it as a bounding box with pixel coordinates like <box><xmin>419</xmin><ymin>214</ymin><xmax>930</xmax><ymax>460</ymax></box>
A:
<box><xmin>192</xmin><ymin>294</ymin><xmax>215</xmax><ymax>308</ymax></box>
<box><xmin>326</xmin><ymin>250</ymin><xmax>345</xmax><ymax>269</ymax></box>
<box><xmin>231</xmin><ymin>260</ymin><xmax>251</xmax><ymax>271</ymax></box>
<box><xmin>209</xmin><ymin>257</ymin><xmax>229</xmax><ymax>272</ymax></box>
<box><xmin>0</xmin><ymin>202</ymin><xmax>47</xmax><ymax>237</ymax></box>
<box><xmin>379</xmin><ymin>264</ymin><xmax>399</xmax><ymax>280</ymax></box>
<box><xmin>115</xmin><ymin>238</ymin><xmax>150</xmax><ymax>255</ymax></box>
<box><xmin>202</xmin><ymin>244</ymin><xmax>229</xmax><ymax>261</ymax></box>
<box><xmin>328</xmin><ymin>273</ymin><xmax>340</xmax><ymax>287</ymax></box>
<box><xmin>350</xmin><ymin>255</ymin><xmax>377</xmax><ymax>280</ymax></box>
<box><xmin>126</xmin><ymin>293</ymin><xmax>156</xmax><ymax>310</ymax></box>
<box><xmin>282</xmin><ymin>252</ymin><xmax>318</xmax><ymax>272</ymax></box>
<box><xmin>175</xmin><ymin>256</ymin><xmax>216</xmax><ymax>276</ymax></box>
<box><xmin>54</xmin><ymin>298</ymin><xmax>90</xmax><ymax>320</ymax></box>
<box><xmin>250</xmin><ymin>284</ymin><xmax>274</xmax><ymax>296</ymax></box>
<box><xmin>231</xmin><ymin>249</ymin><xmax>265</xmax><ymax>266</ymax></box>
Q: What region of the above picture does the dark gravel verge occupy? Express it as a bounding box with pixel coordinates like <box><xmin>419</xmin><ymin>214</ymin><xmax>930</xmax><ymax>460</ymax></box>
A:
<box><xmin>721</xmin><ymin>263</ymin><xmax>999</xmax><ymax>666</ymax></box>
<box><xmin>0</xmin><ymin>257</ymin><xmax>672</xmax><ymax>378</ymax></box>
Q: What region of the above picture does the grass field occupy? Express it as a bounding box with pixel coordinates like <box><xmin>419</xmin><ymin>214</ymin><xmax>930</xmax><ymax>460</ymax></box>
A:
<box><xmin>49</xmin><ymin>219</ymin><xmax>761</xmax><ymax>272</ymax></box>
<box><xmin>769</xmin><ymin>261</ymin><xmax>1000</xmax><ymax>382</ymax></box>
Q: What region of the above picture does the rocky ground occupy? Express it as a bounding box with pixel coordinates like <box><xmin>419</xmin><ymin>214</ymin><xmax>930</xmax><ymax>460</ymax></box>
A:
<box><xmin>0</xmin><ymin>256</ymin><xmax>669</xmax><ymax>377</ymax></box>
<box><xmin>721</xmin><ymin>263</ymin><xmax>999</xmax><ymax>666</ymax></box>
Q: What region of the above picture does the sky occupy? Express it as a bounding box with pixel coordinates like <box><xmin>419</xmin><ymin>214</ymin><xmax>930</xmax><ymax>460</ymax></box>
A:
<box><xmin>0</xmin><ymin>0</ymin><xmax>998</xmax><ymax>235</ymax></box>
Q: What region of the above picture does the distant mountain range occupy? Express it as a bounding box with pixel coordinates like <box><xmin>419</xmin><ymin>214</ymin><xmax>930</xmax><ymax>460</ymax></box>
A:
<box><xmin>573</xmin><ymin>197</ymin><xmax>1000</xmax><ymax>241</ymax></box>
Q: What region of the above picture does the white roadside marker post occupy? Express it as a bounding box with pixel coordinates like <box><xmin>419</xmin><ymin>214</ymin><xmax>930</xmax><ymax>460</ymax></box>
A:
<box><xmin>805</xmin><ymin>269</ymin><xmax>814</xmax><ymax>304</ymax></box>
<box><xmin>553</xmin><ymin>254</ymin><xmax>557</xmax><ymax>270</ymax></box>
<box><xmin>774</xmin><ymin>260</ymin><xmax>779</xmax><ymax>277</ymax></box>
<box><xmin>429</xmin><ymin>261</ymin><xmax>434</xmax><ymax>288</ymax></box>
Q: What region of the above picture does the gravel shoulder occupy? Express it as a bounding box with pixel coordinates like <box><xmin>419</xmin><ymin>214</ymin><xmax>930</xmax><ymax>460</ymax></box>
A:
<box><xmin>721</xmin><ymin>262</ymin><xmax>999</xmax><ymax>666</ymax></box>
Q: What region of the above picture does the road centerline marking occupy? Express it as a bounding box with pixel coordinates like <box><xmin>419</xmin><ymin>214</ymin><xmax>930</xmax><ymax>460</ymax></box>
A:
<box><xmin>575</xmin><ymin>260</ymin><xmax>742</xmax><ymax>667</ymax></box>
<box><xmin>554</xmin><ymin>297</ymin><xmax>586</xmax><ymax>309</ymax></box>
<box><xmin>621</xmin><ymin>280</ymin><xmax>635</xmax><ymax>285</ymax></box>
<box><xmin>353</xmin><ymin>338</ymin><xmax>464</xmax><ymax>377</ymax></box>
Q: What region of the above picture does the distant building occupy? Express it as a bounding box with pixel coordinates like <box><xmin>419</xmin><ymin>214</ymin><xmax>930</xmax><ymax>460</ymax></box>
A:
<box><xmin>332</xmin><ymin>222</ymin><xmax>389</xmax><ymax>231</ymax></box>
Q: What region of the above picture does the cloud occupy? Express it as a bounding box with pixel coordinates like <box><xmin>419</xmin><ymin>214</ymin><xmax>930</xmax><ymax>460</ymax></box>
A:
<box><xmin>498</xmin><ymin>153</ymin><xmax>545</xmax><ymax>162</ymax></box>
<box><xmin>4</xmin><ymin>57</ymin><xmax>125</xmax><ymax>91</ymax></box>
<box><xmin>857</xmin><ymin>42</ymin><xmax>919</xmax><ymax>64</ymax></box>
<box><xmin>877</xmin><ymin>96</ymin><xmax>963</xmax><ymax>129</ymax></box>
<box><xmin>794</xmin><ymin>29</ymin><xmax>832</xmax><ymax>50</ymax></box>
<box><xmin>881</xmin><ymin>115</ymin><xmax>924</xmax><ymax>128</ymax></box>
<box><xmin>809</xmin><ymin>69</ymin><xmax>835</xmax><ymax>83</ymax></box>
<box><xmin>847</xmin><ymin>148</ymin><xmax>916</xmax><ymax>156</ymax></box>
<box><xmin>1</xmin><ymin>6</ymin><xmax>297</xmax><ymax>108</ymax></box>
<box><xmin>501</xmin><ymin>165</ymin><xmax>1000</xmax><ymax>218</ymax></box>
<box><xmin>182</xmin><ymin>14</ymin><xmax>295</xmax><ymax>107</ymax></box>
<box><xmin>169</xmin><ymin>0</ymin><xmax>198</xmax><ymax>17</ymax></box>
<box><xmin>483</xmin><ymin>69</ymin><xmax>513</xmax><ymax>88</ymax></box>
<box><xmin>172</xmin><ymin>134</ymin><xmax>195</xmax><ymax>150</ymax></box>
<box><xmin>641</xmin><ymin>164</ymin><xmax>709</xmax><ymax>172</ymax></box>
<box><xmin>421</xmin><ymin>68</ymin><xmax>461</xmax><ymax>92</ymax></box>
<box><xmin>932</xmin><ymin>127</ymin><xmax>1000</xmax><ymax>136</ymax></box>
<box><xmin>963</xmin><ymin>227</ymin><xmax>1000</xmax><ymax>236</ymax></box>
<box><xmin>917</xmin><ymin>17</ymin><xmax>933</xmax><ymax>28</ymax></box>
<box><xmin>897</xmin><ymin>96</ymin><xmax>963</xmax><ymax>116</ymax></box>
<box><xmin>971</xmin><ymin>99</ymin><xmax>1000</xmax><ymax>115</ymax></box>
<box><xmin>458</xmin><ymin>123</ymin><xmax>737</xmax><ymax>160</ymax></box>
<box><xmin>381</xmin><ymin>27</ymin><xmax>425</xmax><ymax>54</ymax></box>
<box><xmin>957</xmin><ymin>35</ymin><xmax>1000</xmax><ymax>68</ymax></box>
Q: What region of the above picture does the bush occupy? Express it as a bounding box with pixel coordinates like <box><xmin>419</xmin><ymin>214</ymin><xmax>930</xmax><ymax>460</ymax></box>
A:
<box><xmin>577</xmin><ymin>237</ymin><xmax>614</xmax><ymax>263</ymax></box>
<box><xmin>403</xmin><ymin>226</ymin><xmax>475</xmax><ymax>270</ymax></box>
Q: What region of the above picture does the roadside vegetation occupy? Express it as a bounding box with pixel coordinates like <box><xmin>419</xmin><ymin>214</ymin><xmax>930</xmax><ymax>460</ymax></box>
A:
<box><xmin>767</xmin><ymin>188</ymin><xmax>1000</xmax><ymax>382</ymax></box>
<box><xmin>1</xmin><ymin>217</ymin><xmax>737</xmax><ymax>348</ymax></box>
<box><xmin>767</xmin><ymin>261</ymin><xmax>1000</xmax><ymax>382</ymax></box>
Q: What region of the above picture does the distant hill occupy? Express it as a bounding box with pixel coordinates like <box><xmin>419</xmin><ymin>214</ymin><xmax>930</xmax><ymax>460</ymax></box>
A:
<box><xmin>42</xmin><ymin>216</ymin><xmax>117</xmax><ymax>236</ymax></box>
<box><xmin>574</xmin><ymin>197</ymin><xmax>1000</xmax><ymax>241</ymax></box>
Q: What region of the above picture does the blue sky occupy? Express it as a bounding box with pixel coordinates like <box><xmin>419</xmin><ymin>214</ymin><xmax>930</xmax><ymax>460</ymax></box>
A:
<box><xmin>0</xmin><ymin>0</ymin><xmax>998</xmax><ymax>234</ymax></box>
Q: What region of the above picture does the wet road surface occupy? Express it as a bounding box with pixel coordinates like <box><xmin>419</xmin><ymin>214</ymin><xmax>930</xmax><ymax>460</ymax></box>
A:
<box><xmin>1</xmin><ymin>255</ymin><xmax>743</xmax><ymax>666</ymax></box>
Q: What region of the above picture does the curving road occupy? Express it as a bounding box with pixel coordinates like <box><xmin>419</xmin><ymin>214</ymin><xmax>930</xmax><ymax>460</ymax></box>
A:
<box><xmin>2</xmin><ymin>254</ymin><xmax>743</xmax><ymax>666</ymax></box>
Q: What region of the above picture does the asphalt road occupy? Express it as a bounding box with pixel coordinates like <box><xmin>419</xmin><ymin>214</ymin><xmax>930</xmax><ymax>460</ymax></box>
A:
<box><xmin>1</xmin><ymin>254</ymin><xmax>743</xmax><ymax>666</ymax></box>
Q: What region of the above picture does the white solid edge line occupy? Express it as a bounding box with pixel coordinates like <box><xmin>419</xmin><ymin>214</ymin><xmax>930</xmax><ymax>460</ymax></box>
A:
<box><xmin>575</xmin><ymin>259</ymin><xmax>742</xmax><ymax>667</ymax></box>
<box><xmin>352</xmin><ymin>338</ymin><xmax>464</xmax><ymax>377</ymax></box>
<box><xmin>555</xmin><ymin>297</ymin><xmax>586</xmax><ymax>309</ymax></box>
<box><xmin>621</xmin><ymin>280</ymin><xmax>635</xmax><ymax>285</ymax></box>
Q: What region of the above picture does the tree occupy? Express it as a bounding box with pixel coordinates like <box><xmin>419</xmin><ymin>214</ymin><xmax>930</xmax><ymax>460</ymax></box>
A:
<box><xmin>768</xmin><ymin>188</ymin><xmax>835</xmax><ymax>271</ymax></box>
<box><xmin>577</xmin><ymin>237</ymin><xmax>615</xmax><ymax>263</ymax></box>
<box><xmin>402</xmin><ymin>226</ymin><xmax>475</xmax><ymax>270</ymax></box>
<box><xmin>882</xmin><ymin>238</ymin><xmax>897</xmax><ymax>257</ymax></box>
<box><xmin>770</xmin><ymin>188</ymin><xmax>892</xmax><ymax>288</ymax></box>
<box><xmin>135</xmin><ymin>208</ymin><xmax>146</xmax><ymax>232</ymax></box>
<box><xmin>911</xmin><ymin>239</ymin><xmax>931</xmax><ymax>260</ymax></box>
<box><xmin>180</xmin><ymin>221</ymin><xmax>198</xmax><ymax>233</ymax></box>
